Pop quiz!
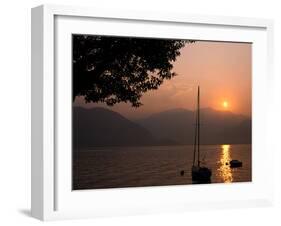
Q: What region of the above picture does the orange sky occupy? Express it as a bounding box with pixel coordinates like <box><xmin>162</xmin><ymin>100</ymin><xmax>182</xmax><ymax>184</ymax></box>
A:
<box><xmin>74</xmin><ymin>40</ymin><xmax>252</xmax><ymax>119</ymax></box>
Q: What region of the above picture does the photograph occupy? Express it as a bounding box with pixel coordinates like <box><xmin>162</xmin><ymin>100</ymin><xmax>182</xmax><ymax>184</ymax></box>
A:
<box><xmin>72</xmin><ymin>35</ymin><xmax>252</xmax><ymax>190</ymax></box>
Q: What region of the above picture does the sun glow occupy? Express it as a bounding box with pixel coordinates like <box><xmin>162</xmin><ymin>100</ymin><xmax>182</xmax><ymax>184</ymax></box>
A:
<box><xmin>222</xmin><ymin>101</ymin><xmax>229</xmax><ymax>109</ymax></box>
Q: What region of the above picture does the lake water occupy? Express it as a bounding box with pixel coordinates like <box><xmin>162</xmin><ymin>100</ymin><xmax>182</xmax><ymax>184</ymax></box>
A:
<box><xmin>73</xmin><ymin>144</ymin><xmax>251</xmax><ymax>190</ymax></box>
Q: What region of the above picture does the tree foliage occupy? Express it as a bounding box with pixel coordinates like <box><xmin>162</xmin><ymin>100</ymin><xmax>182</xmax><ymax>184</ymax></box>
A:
<box><xmin>73</xmin><ymin>35</ymin><xmax>193</xmax><ymax>107</ymax></box>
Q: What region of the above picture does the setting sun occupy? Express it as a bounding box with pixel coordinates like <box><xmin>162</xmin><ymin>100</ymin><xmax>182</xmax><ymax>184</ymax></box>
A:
<box><xmin>222</xmin><ymin>101</ymin><xmax>229</xmax><ymax>109</ymax></box>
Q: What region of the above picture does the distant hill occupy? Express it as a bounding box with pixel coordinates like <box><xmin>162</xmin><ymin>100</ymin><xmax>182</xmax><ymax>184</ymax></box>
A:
<box><xmin>73</xmin><ymin>107</ymin><xmax>251</xmax><ymax>148</ymax></box>
<box><xmin>136</xmin><ymin>108</ymin><xmax>251</xmax><ymax>145</ymax></box>
<box><xmin>73</xmin><ymin>107</ymin><xmax>168</xmax><ymax>148</ymax></box>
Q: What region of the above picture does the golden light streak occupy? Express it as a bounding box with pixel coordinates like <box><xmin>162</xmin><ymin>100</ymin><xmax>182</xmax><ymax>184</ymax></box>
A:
<box><xmin>218</xmin><ymin>144</ymin><xmax>233</xmax><ymax>183</ymax></box>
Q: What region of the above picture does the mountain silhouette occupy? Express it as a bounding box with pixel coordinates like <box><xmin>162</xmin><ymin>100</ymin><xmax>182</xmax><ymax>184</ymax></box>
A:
<box><xmin>136</xmin><ymin>108</ymin><xmax>251</xmax><ymax>145</ymax></box>
<box><xmin>73</xmin><ymin>107</ymin><xmax>159</xmax><ymax>148</ymax></box>
<box><xmin>73</xmin><ymin>107</ymin><xmax>251</xmax><ymax>148</ymax></box>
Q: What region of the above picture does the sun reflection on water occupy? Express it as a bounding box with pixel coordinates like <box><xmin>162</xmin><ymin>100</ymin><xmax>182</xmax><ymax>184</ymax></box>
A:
<box><xmin>218</xmin><ymin>144</ymin><xmax>233</xmax><ymax>183</ymax></box>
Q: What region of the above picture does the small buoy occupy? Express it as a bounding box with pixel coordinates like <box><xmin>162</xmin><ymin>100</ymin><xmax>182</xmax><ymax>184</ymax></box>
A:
<box><xmin>180</xmin><ymin>170</ymin><xmax>185</xmax><ymax>176</ymax></box>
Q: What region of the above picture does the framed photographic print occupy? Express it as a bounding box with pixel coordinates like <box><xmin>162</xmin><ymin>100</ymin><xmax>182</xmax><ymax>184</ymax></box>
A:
<box><xmin>31</xmin><ymin>4</ymin><xmax>274</xmax><ymax>221</ymax></box>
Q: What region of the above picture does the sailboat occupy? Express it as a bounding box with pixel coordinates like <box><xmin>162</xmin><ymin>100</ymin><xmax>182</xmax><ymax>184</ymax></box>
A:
<box><xmin>191</xmin><ymin>86</ymin><xmax>212</xmax><ymax>183</ymax></box>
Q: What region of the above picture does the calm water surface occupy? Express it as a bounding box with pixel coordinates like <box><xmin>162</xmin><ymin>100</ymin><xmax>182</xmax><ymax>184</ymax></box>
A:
<box><xmin>73</xmin><ymin>144</ymin><xmax>251</xmax><ymax>189</ymax></box>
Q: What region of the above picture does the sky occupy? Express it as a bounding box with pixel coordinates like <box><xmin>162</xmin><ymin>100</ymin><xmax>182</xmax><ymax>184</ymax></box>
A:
<box><xmin>74</xmin><ymin>40</ymin><xmax>252</xmax><ymax>120</ymax></box>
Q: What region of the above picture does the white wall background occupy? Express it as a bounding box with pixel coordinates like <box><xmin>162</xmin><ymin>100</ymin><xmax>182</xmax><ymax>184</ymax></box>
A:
<box><xmin>0</xmin><ymin>0</ymin><xmax>280</xmax><ymax>225</ymax></box>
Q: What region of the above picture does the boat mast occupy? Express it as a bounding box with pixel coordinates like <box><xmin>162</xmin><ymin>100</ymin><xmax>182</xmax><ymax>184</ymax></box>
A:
<box><xmin>192</xmin><ymin>93</ymin><xmax>198</xmax><ymax>167</ymax></box>
<box><xmin>197</xmin><ymin>86</ymin><xmax>200</xmax><ymax>167</ymax></box>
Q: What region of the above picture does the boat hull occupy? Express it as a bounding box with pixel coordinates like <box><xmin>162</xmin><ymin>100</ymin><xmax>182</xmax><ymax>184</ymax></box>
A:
<box><xmin>192</xmin><ymin>166</ymin><xmax>212</xmax><ymax>183</ymax></box>
<box><xmin>230</xmin><ymin>160</ymin><xmax>242</xmax><ymax>168</ymax></box>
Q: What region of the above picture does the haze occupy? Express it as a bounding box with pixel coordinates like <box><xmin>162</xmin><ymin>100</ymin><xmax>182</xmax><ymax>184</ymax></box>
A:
<box><xmin>74</xmin><ymin>40</ymin><xmax>251</xmax><ymax>119</ymax></box>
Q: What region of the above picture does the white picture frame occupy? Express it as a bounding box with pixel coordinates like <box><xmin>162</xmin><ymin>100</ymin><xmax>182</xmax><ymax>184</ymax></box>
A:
<box><xmin>31</xmin><ymin>4</ymin><xmax>274</xmax><ymax>221</ymax></box>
